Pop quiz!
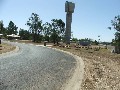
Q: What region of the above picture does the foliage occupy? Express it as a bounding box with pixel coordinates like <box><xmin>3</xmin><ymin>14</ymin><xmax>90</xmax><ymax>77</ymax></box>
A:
<box><xmin>2</xmin><ymin>27</ymin><xmax>7</xmax><ymax>38</ymax></box>
<box><xmin>26</xmin><ymin>13</ymin><xmax>43</xmax><ymax>42</ymax></box>
<box><xmin>0</xmin><ymin>20</ymin><xmax>3</xmax><ymax>33</ymax></box>
<box><xmin>111</xmin><ymin>15</ymin><xmax>120</xmax><ymax>32</ymax></box>
<box><xmin>7</xmin><ymin>21</ymin><xmax>18</xmax><ymax>35</ymax></box>
<box><xmin>71</xmin><ymin>38</ymin><xmax>78</xmax><ymax>42</ymax></box>
<box><xmin>79</xmin><ymin>38</ymin><xmax>93</xmax><ymax>42</ymax></box>
<box><xmin>0</xmin><ymin>20</ymin><xmax>7</xmax><ymax>38</ymax></box>
<box><xmin>115</xmin><ymin>32</ymin><xmax>120</xmax><ymax>46</ymax></box>
<box><xmin>109</xmin><ymin>15</ymin><xmax>120</xmax><ymax>53</ymax></box>
<box><xmin>50</xmin><ymin>19</ymin><xmax>65</xmax><ymax>44</ymax></box>
<box><xmin>1</xmin><ymin>13</ymin><xmax>66</xmax><ymax>44</ymax></box>
<box><xmin>42</xmin><ymin>19</ymin><xmax>65</xmax><ymax>43</ymax></box>
<box><xmin>93</xmin><ymin>40</ymin><xmax>99</xmax><ymax>45</ymax></box>
<box><xmin>19</xmin><ymin>28</ymin><xmax>31</xmax><ymax>40</ymax></box>
<box><xmin>42</xmin><ymin>22</ymin><xmax>51</xmax><ymax>42</ymax></box>
<box><xmin>109</xmin><ymin>15</ymin><xmax>120</xmax><ymax>45</ymax></box>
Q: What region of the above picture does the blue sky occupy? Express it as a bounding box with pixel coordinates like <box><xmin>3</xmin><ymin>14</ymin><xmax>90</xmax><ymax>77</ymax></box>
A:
<box><xmin>0</xmin><ymin>0</ymin><xmax>120</xmax><ymax>42</ymax></box>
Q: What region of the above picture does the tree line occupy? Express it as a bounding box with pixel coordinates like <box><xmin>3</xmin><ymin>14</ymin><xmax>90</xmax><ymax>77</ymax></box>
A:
<box><xmin>0</xmin><ymin>13</ymin><xmax>65</xmax><ymax>44</ymax></box>
<box><xmin>0</xmin><ymin>20</ymin><xmax>18</xmax><ymax>37</ymax></box>
<box><xmin>0</xmin><ymin>13</ymin><xmax>120</xmax><ymax>53</ymax></box>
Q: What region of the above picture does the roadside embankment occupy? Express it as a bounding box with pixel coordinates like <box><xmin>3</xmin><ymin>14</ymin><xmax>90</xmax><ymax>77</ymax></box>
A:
<box><xmin>47</xmin><ymin>47</ymin><xmax>85</xmax><ymax>90</ymax></box>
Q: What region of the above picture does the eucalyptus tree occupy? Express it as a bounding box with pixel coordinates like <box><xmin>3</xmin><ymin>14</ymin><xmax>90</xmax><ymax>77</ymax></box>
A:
<box><xmin>19</xmin><ymin>28</ymin><xmax>31</xmax><ymax>40</ymax></box>
<box><xmin>0</xmin><ymin>20</ymin><xmax>3</xmax><ymax>34</ymax></box>
<box><xmin>109</xmin><ymin>15</ymin><xmax>120</xmax><ymax>53</ymax></box>
<box><xmin>26</xmin><ymin>13</ymin><xmax>43</xmax><ymax>42</ymax></box>
<box><xmin>42</xmin><ymin>22</ymin><xmax>52</xmax><ymax>42</ymax></box>
<box><xmin>7</xmin><ymin>21</ymin><xmax>18</xmax><ymax>35</ymax></box>
<box><xmin>0</xmin><ymin>21</ymin><xmax>8</xmax><ymax>38</ymax></box>
<box><xmin>50</xmin><ymin>19</ymin><xmax>65</xmax><ymax>44</ymax></box>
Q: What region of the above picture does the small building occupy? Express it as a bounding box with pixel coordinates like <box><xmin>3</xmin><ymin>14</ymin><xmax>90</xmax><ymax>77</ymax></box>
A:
<box><xmin>0</xmin><ymin>34</ymin><xmax>3</xmax><ymax>38</ymax></box>
<box><xmin>7</xmin><ymin>34</ymin><xmax>20</xmax><ymax>40</ymax></box>
<box><xmin>0</xmin><ymin>34</ymin><xmax>3</xmax><ymax>37</ymax></box>
<box><xmin>79</xmin><ymin>40</ymin><xmax>91</xmax><ymax>46</ymax></box>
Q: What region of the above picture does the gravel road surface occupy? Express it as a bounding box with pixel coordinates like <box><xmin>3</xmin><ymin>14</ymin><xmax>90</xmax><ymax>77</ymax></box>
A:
<box><xmin>0</xmin><ymin>42</ymin><xmax>76</xmax><ymax>90</ymax></box>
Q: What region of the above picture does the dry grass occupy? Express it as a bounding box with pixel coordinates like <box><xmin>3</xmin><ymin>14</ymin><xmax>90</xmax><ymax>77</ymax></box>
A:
<box><xmin>0</xmin><ymin>43</ymin><xmax>16</xmax><ymax>54</ymax></box>
<box><xmin>51</xmin><ymin>46</ymin><xmax>120</xmax><ymax>90</ymax></box>
<box><xmin>8</xmin><ymin>40</ymin><xmax>55</xmax><ymax>46</ymax></box>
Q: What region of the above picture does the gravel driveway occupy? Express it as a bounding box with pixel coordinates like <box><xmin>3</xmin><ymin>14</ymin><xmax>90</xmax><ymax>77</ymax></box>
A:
<box><xmin>0</xmin><ymin>42</ymin><xmax>76</xmax><ymax>90</ymax></box>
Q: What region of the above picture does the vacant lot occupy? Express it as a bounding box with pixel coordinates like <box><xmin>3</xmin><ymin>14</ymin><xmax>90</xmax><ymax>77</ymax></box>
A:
<box><xmin>52</xmin><ymin>45</ymin><xmax>120</xmax><ymax>90</ymax></box>
<box><xmin>0</xmin><ymin>43</ymin><xmax>16</xmax><ymax>54</ymax></box>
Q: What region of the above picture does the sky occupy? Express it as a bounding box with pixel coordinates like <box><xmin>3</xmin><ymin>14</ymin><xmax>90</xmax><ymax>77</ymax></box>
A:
<box><xmin>0</xmin><ymin>0</ymin><xmax>120</xmax><ymax>42</ymax></box>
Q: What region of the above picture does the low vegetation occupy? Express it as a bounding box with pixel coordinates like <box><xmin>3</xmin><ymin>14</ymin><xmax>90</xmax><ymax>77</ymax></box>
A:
<box><xmin>0</xmin><ymin>43</ymin><xmax>16</xmax><ymax>54</ymax></box>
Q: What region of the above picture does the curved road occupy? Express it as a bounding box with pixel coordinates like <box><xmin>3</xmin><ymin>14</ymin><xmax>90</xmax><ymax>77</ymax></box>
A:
<box><xmin>0</xmin><ymin>42</ymin><xmax>76</xmax><ymax>90</ymax></box>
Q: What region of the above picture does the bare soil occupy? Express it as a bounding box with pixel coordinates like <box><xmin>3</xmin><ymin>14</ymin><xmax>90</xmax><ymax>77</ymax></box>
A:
<box><xmin>52</xmin><ymin>45</ymin><xmax>120</xmax><ymax>90</ymax></box>
<box><xmin>0</xmin><ymin>43</ymin><xmax>16</xmax><ymax>54</ymax></box>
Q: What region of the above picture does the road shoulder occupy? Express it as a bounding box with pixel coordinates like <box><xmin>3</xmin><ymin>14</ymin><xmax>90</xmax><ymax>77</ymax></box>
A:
<box><xmin>47</xmin><ymin>47</ymin><xmax>85</xmax><ymax>90</ymax></box>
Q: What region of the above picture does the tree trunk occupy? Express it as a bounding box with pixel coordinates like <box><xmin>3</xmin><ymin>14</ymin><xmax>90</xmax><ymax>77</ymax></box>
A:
<box><xmin>115</xmin><ymin>46</ymin><xmax>120</xmax><ymax>54</ymax></box>
<box><xmin>33</xmin><ymin>34</ymin><xmax>35</xmax><ymax>42</ymax></box>
<box><xmin>0</xmin><ymin>37</ymin><xmax>1</xmax><ymax>44</ymax></box>
<box><xmin>53</xmin><ymin>40</ymin><xmax>55</xmax><ymax>44</ymax></box>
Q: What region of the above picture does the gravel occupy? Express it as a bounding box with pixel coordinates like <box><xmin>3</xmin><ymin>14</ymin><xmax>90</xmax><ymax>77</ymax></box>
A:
<box><xmin>0</xmin><ymin>42</ymin><xmax>76</xmax><ymax>90</ymax></box>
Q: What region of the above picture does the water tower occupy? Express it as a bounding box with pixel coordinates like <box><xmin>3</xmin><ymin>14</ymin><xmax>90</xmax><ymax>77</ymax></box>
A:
<box><xmin>65</xmin><ymin>1</ymin><xmax>75</xmax><ymax>44</ymax></box>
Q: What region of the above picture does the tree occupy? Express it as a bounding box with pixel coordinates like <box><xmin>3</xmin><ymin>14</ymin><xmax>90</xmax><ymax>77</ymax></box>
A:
<box><xmin>19</xmin><ymin>28</ymin><xmax>31</xmax><ymax>40</ymax></box>
<box><xmin>50</xmin><ymin>19</ymin><xmax>65</xmax><ymax>44</ymax></box>
<box><xmin>111</xmin><ymin>39</ymin><xmax>115</xmax><ymax>45</ymax></box>
<box><xmin>94</xmin><ymin>40</ymin><xmax>99</xmax><ymax>45</ymax></box>
<box><xmin>0</xmin><ymin>20</ymin><xmax>7</xmax><ymax>38</ymax></box>
<box><xmin>71</xmin><ymin>38</ymin><xmax>78</xmax><ymax>42</ymax></box>
<box><xmin>7</xmin><ymin>21</ymin><xmax>18</xmax><ymax>35</ymax></box>
<box><xmin>43</xmin><ymin>22</ymin><xmax>52</xmax><ymax>42</ymax></box>
<box><xmin>109</xmin><ymin>15</ymin><xmax>120</xmax><ymax>53</ymax></box>
<box><xmin>2</xmin><ymin>27</ymin><xmax>7</xmax><ymax>38</ymax></box>
<box><xmin>0</xmin><ymin>20</ymin><xmax>3</xmax><ymax>34</ymax></box>
<box><xmin>26</xmin><ymin>13</ymin><xmax>43</xmax><ymax>42</ymax></box>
